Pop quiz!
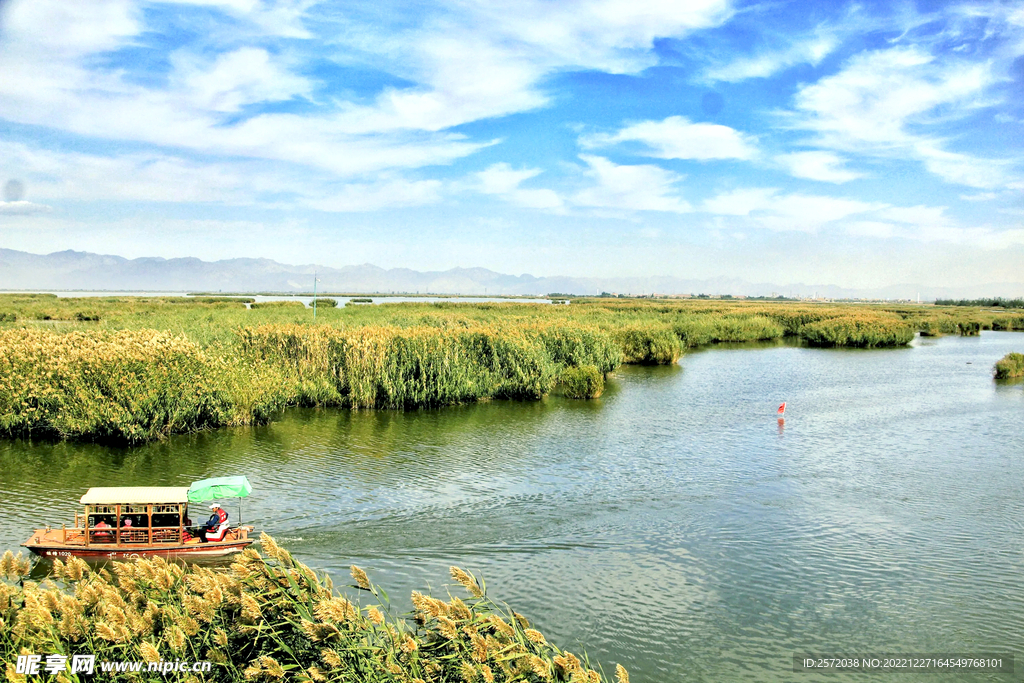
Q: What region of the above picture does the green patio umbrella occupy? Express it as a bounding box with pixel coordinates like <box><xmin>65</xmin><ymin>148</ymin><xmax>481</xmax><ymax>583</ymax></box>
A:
<box><xmin>187</xmin><ymin>476</ymin><xmax>253</xmax><ymax>526</ymax></box>
<box><xmin>187</xmin><ymin>476</ymin><xmax>252</xmax><ymax>503</ymax></box>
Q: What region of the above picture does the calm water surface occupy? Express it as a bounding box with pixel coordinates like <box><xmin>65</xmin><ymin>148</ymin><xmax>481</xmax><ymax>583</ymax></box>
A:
<box><xmin>3</xmin><ymin>333</ymin><xmax>1023</xmax><ymax>681</ymax></box>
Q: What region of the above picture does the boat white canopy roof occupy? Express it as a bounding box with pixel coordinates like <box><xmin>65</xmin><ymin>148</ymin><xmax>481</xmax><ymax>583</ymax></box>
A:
<box><xmin>80</xmin><ymin>487</ymin><xmax>191</xmax><ymax>505</ymax></box>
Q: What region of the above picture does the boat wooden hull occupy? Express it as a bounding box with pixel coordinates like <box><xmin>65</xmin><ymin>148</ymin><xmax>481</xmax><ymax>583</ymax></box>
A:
<box><xmin>23</xmin><ymin>539</ymin><xmax>253</xmax><ymax>560</ymax></box>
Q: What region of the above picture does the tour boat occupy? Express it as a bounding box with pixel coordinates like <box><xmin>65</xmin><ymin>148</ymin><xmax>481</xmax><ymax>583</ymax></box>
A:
<box><xmin>22</xmin><ymin>476</ymin><xmax>255</xmax><ymax>560</ymax></box>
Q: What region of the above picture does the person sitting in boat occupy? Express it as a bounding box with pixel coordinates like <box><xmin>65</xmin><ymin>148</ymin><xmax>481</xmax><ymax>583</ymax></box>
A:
<box><xmin>200</xmin><ymin>503</ymin><xmax>229</xmax><ymax>542</ymax></box>
<box><xmin>93</xmin><ymin>519</ymin><xmax>114</xmax><ymax>543</ymax></box>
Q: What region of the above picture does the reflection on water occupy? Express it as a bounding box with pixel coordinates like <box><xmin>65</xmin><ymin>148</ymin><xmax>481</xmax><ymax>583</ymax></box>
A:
<box><xmin>2</xmin><ymin>333</ymin><xmax>1024</xmax><ymax>681</ymax></box>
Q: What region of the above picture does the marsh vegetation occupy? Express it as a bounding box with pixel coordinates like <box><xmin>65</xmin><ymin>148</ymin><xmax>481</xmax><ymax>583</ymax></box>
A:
<box><xmin>994</xmin><ymin>352</ymin><xmax>1024</xmax><ymax>379</ymax></box>
<box><xmin>1</xmin><ymin>294</ymin><xmax>1022</xmax><ymax>443</ymax></box>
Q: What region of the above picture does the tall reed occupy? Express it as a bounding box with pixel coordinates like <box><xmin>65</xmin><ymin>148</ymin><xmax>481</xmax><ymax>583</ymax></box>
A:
<box><xmin>1</xmin><ymin>537</ymin><xmax>623</xmax><ymax>683</ymax></box>
<box><xmin>0</xmin><ymin>329</ymin><xmax>285</xmax><ymax>443</ymax></box>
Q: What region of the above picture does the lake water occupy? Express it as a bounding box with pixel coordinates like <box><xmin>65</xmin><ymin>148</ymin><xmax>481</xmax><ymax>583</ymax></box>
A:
<box><xmin>2</xmin><ymin>333</ymin><xmax>1023</xmax><ymax>681</ymax></box>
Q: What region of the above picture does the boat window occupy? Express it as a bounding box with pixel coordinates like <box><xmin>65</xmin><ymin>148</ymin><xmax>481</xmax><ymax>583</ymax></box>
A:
<box><xmin>152</xmin><ymin>513</ymin><xmax>181</xmax><ymax>528</ymax></box>
<box><xmin>120</xmin><ymin>513</ymin><xmax>149</xmax><ymax>528</ymax></box>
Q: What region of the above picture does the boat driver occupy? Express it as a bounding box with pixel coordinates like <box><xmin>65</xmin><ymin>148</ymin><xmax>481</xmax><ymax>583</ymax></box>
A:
<box><xmin>200</xmin><ymin>502</ymin><xmax>229</xmax><ymax>542</ymax></box>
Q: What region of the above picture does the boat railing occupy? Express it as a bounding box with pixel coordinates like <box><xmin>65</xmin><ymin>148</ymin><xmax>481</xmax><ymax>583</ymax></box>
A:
<box><xmin>37</xmin><ymin>501</ymin><xmax>254</xmax><ymax>548</ymax></box>
<box><xmin>74</xmin><ymin>501</ymin><xmax>195</xmax><ymax>547</ymax></box>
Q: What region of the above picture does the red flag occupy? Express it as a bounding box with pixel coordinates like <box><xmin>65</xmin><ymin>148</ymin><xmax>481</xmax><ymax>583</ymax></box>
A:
<box><xmin>777</xmin><ymin>402</ymin><xmax>786</xmax><ymax>415</ymax></box>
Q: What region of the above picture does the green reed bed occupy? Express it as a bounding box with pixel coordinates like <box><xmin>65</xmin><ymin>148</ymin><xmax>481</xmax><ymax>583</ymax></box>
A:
<box><xmin>669</xmin><ymin>313</ymin><xmax>785</xmax><ymax>347</ymax></box>
<box><xmin>994</xmin><ymin>352</ymin><xmax>1024</xmax><ymax>379</ymax></box>
<box><xmin>0</xmin><ymin>329</ymin><xmax>286</xmax><ymax>444</ymax></box>
<box><xmin>238</xmin><ymin>323</ymin><xmax>615</xmax><ymax>408</ymax></box>
<box><xmin>560</xmin><ymin>366</ymin><xmax>604</xmax><ymax>399</ymax></box>
<box><xmin>613</xmin><ymin>326</ymin><xmax>682</xmax><ymax>365</ymax></box>
<box><xmin>1</xmin><ymin>536</ymin><xmax>624</xmax><ymax>683</ymax></box>
<box><xmin>4</xmin><ymin>295</ymin><xmax>1024</xmax><ymax>443</ymax></box>
<box><xmin>798</xmin><ymin>314</ymin><xmax>916</xmax><ymax>348</ymax></box>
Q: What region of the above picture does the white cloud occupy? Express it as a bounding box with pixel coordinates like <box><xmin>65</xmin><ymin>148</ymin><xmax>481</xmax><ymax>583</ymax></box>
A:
<box><xmin>0</xmin><ymin>141</ymin><xmax>268</xmax><ymax>204</ymax></box>
<box><xmin>913</xmin><ymin>144</ymin><xmax>1015</xmax><ymax>189</ymax></box>
<box><xmin>705</xmin><ymin>187</ymin><xmax>1024</xmax><ymax>247</ymax></box>
<box><xmin>0</xmin><ymin>0</ymin><xmax>139</xmax><ymax>58</ymax></box>
<box><xmin>0</xmin><ymin>140</ymin><xmax>451</xmax><ymax>212</ymax></box>
<box><xmin>776</xmin><ymin>151</ymin><xmax>863</xmax><ymax>183</ymax></box>
<box><xmin>960</xmin><ymin>192</ymin><xmax>998</xmax><ymax>202</ymax></box>
<box><xmin>702</xmin><ymin>187</ymin><xmax>777</xmax><ymax>216</ymax></box>
<box><xmin>0</xmin><ymin>0</ymin><xmax>738</xmax><ymax>183</ymax></box>
<box><xmin>705</xmin><ymin>30</ymin><xmax>837</xmax><ymax>82</ymax></box>
<box><xmin>304</xmin><ymin>178</ymin><xmax>444</xmax><ymax>212</ymax></box>
<box><xmin>702</xmin><ymin>187</ymin><xmax>881</xmax><ymax>231</ymax></box>
<box><xmin>174</xmin><ymin>48</ymin><xmax>313</xmax><ymax>113</ymax></box>
<box><xmin>474</xmin><ymin>164</ymin><xmax>564</xmax><ymax>210</ymax></box>
<box><xmin>573</xmin><ymin>155</ymin><xmax>690</xmax><ymax>213</ymax></box>
<box><xmin>793</xmin><ymin>47</ymin><xmax>991</xmax><ymax>148</ymax></box>
<box><xmin>580</xmin><ymin>116</ymin><xmax>758</xmax><ymax>161</ymax></box>
<box><xmin>910</xmin><ymin>226</ymin><xmax>1024</xmax><ymax>248</ymax></box>
<box><xmin>156</xmin><ymin>0</ymin><xmax>315</xmax><ymax>38</ymax></box>
<box><xmin>788</xmin><ymin>45</ymin><xmax>1017</xmax><ymax>189</ymax></box>
<box><xmin>0</xmin><ymin>201</ymin><xmax>51</xmax><ymax>216</ymax></box>
<box><xmin>0</xmin><ymin>0</ymin><xmax>490</xmax><ymax>178</ymax></box>
<box><xmin>466</xmin><ymin>0</ymin><xmax>733</xmax><ymax>74</ymax></box>
<box><xmin>878</xmin><ymin>205</ymin><xmax>948</xmax><ymax>226</ymax></box>
<box><xmin>845</xmin><ymin>221</ymin><xmax>896</xmax><ymax>238</ymax></box>
<box><xmin>331</xmin><ymin>0</ymin><xmax>734</xmax><ymax>134</ymax></box>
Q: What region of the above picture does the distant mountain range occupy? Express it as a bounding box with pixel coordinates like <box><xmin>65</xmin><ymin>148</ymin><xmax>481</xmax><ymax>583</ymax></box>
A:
<box><xmin>1</xmin><ymin>248</ymin><xmax>1022</xmax><ymax>300</ymax></box>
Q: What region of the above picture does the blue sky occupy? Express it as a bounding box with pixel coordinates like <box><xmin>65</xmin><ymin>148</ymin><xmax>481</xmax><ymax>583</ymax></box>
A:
<box><xmin>0</xmin><ymin>0</ymin><xmax>1022</xmax><ymax>290</ymax></box>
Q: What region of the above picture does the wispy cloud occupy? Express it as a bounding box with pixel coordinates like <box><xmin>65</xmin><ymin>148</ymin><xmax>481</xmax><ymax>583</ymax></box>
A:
<box><xmin>473</xmin><ymin>164</ymin><xmax>564</xmax><ymax>210</ymax></box>
<box><xmin>0</xmin><ymin>140</ymin><xmax>447</xmax><ymax>212</ymax></box>
<box><xmin>791</xmin><ymin>47</ymin><xmax>992</xmax><ymax>148</ymax></box>
<box><xmin>0</xmin><ymin>0</ymin><xmax>489</xmax><ymax>177</ymax></box>
<box><xmin>913</xmin><ymin>143</ymin><xmax>1015</xmax><ymax>189</ymax></box>
<box><xmin>574</xmin><ymin>155</ymin><xmax>690</xmax><ymax>213</ymax></box>
<box><xmin>172</xmin><ymin>47</ymin><xmax>313</xmax><ymax>113</ymax></box>
<box><xmin>776</xmin><ymin>151</ymin><xmax>863</xmax><ymax>183</ymax></box>
<box><xmin>704</xmin><ymin>28</ymin><xmax>837</xmax><ymax>82</ymax></box>
<box><xmin>330</xmin><ymin>0</ymin><xmax>735</xmax><ymax>134</ymax></box>
<box><xmin>159</xmin><ymin>0</ymin><xmax>316</xmax><ymax>38</ymax></box>
<box><xmin>580</xmin><ymin>116</ymin><xmax>758</xmax><ymax>160</ymax></box>
<box><xmin>787</xmin><ymin>44</ymin><xmax>1017</xmax><ymax>189</ymax></box>
<box><xmin>703</xmin><ymin>187</ymin><xmax>881</xmax><ymax>231</ymax></box>
<box><xmin>0</xmin><ymin>201</ymin><xmax>51</xmax><ymax>216</ymax></box>
<box><xmin>304</xmin><ymin>178</ymin><xmax>444</xmax><ymax>212</ymax></box>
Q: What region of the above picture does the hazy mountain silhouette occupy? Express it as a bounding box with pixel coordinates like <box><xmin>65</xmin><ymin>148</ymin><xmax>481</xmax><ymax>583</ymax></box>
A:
<box><xmin>1</xmin><ymin>248</ymin><xmax>1021</xmax><ymax>300</ymax></box>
